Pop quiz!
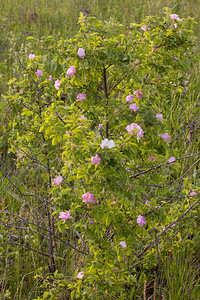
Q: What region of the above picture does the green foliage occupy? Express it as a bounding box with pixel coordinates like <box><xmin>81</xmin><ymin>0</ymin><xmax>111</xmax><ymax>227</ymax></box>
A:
<box><xmin>1</xmin><ymin>10</ymin><xmax>200</xmax><ymax>299</ymax></box>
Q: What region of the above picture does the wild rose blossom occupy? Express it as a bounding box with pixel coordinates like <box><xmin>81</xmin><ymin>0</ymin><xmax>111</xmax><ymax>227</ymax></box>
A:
<box><xmin>91</xmin><ymin>154</ymin><xmax>101</xmax><ymax>165</ymax></box>
<box><xmin>78</xmin><ymin>48</ymin><xmax>85</xmax><ymax>58</ymax></box>
<box><xmin>171</xmin><ymin>14</ymin><xmax>179</xmax><ymax>20</ymax></box>
<box><xmin>156</xmin><ymin>113</ymin><xmax>163</xmax><ymax>120</ymax></box>
<box><xmin>54</xmin><ymin>79</ymin><xmax>61</xmax><ymax>89</ymax></box>
<box><xmin>126</xmin><ymin>95</ymin><xmax>134</xmax><ymax>103</ymax></box>
<box><xmin>29</xmin><ymin>54</ymin><xmax>35</xmax><ymax>59</ymax></box>
<box><xmin>67</xmin><ymin>66</ymin><xmax>76</xmax><ymax>77</ymax></box>
<box><xmin>35</xmin><ymin>70</ymin><xmax>43</xmax><ymax>77</ymax></box>
<box><xmin>141</xmin><ymin>25</ymin><xmax>147</xmax><ymax>31</ymax></box>
<box><xmin>79</xmin><ymin>115</ymin><xmax>87</xmax><ymax>120</ymax></box>
<box><xmin>59</xmin><ymin>211</ymin><xmax>72</xmax><ymax>221</ymax></box>
<box><xmin>53</xmin><ymin>175</ymin><xmax>63</xmax><ymax>186</ymax></box>
<box><xmin>126</xmin><ymin>123</ymin><xmax>144</xmax><ymax>137</ymax></box>
<box><xmin>190</xmin><ymin>190</ymin><xmax>197</xmax><ymax>196</ymax></box>
<box><xmin>137</xmin><ymin>215</ymin><xmax>146</xmax><ymax>226</ymax></box>
<box><xmin>129</xmin><ymin>103</ymin><xmax>139</xmax><ymax>112</ymax></box>
<box><xmin>162</xmin><ymin>133</ymin><xmax>170</xmax><ymax>141</ymax></box>
<box><xmin>77</xmin><ymin>93</ymin><xmax>86</xmax><ymax>101</ymax></box>
<box><xmin>134</xmin><ymin>91</ymin><xmax>143</xmax><ymax>98</ymax></box>
<box><xmin>148</xmin><ymin>156</ymin><xmax>156</xmax><ymax>161</ymax></box>
<box><xmin>168</xmin><ymin>157</ymin><xmax>176</xmax><ymax>163</ymax></box>
<box><xmin>82</xmin><ymin>193</ymin><xmax>96</xmax><ymax>204</ymax></box>
<box><xmin>49</xmin><ymin>75</ymin><xmax>53</xmax><ymax>80</ymax></box>
<box><xmin>100</xmin><ymin>138</ymin><xmax>115</xmax><ymax>149</ymax></box>
<box><xmin>77</xmin><ymin>271</ymin><xmax>84</xmax><ymax>279</ymax></box>
<box><xmin>120</xmin><ymin>241</ymin><xmax>127</xmax><ymax>249</ymax></box>
<box><xmin>98</xmin><ymin>124</ymin><xmax>103</xmax><ymax>130</ymax></box>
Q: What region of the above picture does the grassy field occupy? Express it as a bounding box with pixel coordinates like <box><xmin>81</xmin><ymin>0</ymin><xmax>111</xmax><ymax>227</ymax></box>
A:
<box><xmin>0</xmin><ymin>0</ymin><xmax>199</xmax><ymax>94</ymax></box>
<box><xmin>0</xmin><ymin>0</ymin><xmax>199</xmax><ymax>98</ymax></box>
<box><xmin>0</xmin><ymin>1</ymin><xmax>200</xmax><ymax>299</ymax></box>
<box><xmin>1</xmin><ymin>0</ymin><xmax>200</xmax><ymax>35</ymax></box>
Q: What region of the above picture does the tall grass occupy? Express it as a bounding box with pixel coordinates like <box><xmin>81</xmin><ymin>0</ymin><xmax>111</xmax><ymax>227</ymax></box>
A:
<box><xmin>1</xmin><ymin>0</ymin><xmax>200</xmax><ymax>37</ymax></box>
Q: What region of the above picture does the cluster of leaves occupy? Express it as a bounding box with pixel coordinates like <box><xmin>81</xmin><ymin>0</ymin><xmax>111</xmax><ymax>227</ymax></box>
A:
<box><xmin>2</xmin><ymin>9</ymin><xmax>200</xmax><ymax>299</ymax></box>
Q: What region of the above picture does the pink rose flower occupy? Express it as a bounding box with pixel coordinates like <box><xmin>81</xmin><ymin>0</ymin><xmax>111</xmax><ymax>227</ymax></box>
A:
<box><xmin>77</xmin><ymin>93</ymin><xmax>86</xmax><ymax>101</ymax></box>
<box><xmin>120</xmin><ymin>241</ymin><xmax>126</xmax><ymax>249</ymax></box>
<box><xmin>126</xmin><ymin>123</ymin><xmax>144</xmax><ymax>137</ymax></box>
<box><xmin>59</xmin><ymin>211</ymin><xmax>72</xmax><ymax>221</ymax></box>
<box><xmin>129</xmin><ymin>103</ymin><xmax>139</xmax><ymax>112</ymax></box>
<box><xmin>78</xmin><ymin>48</ymin><xmax>85</xmax><ymax>58</ymax></box>
<box><xmin>156</xmin><ymin>113</ymin><xmax>163</xmax><ymax>120</ymax></box>
<box><xmin>79</xmin><ymin>115</ymin><xmax>87</xmax><ymax>120</ymax></box>
<box><xmin>190</xmin><ymin>190</ymin><xmax>197</xmax><ymax>196</ymax></box>
<box><xmin>67</xmin><ymin>66</ymin><xmax>76</xmax><ymax>77</ymax></box>
<box><xmin>53</xmin><ymin>175</ymin><xmax>63</xmax><ymax>186</ymax></box>
<box><xmin>141</xmin><ymin>25</ymin><xmax>147</xmax><ymax>31</ymax></box>
<box><xmin>134</xmin><ymin>91</ymin><xmax>143</xmax><ymax>98</ymax></box>
<box><xmin>126</xmin><ymin>95</ymin><xmax>134</xmax><ymax>103</ymax></box>
<box><xmin>171</xmin><ymin>14</ymin><xmax>179</xmax><ymax>20</ymax></box>
<box><xmin>148</xmin><ymin>156</ymin><xmax>156</xmax><ymax>161</ymax></box>
<box><xmin>162</xmin><ymin>133</ymin><xmax>170</xmax><ymax>141</ymax></box>
<box><xmin>29</xmin><ymin>54</ymin><xmax>35</xmax><ymax>59</ymax></box>
<box><xmin>54</xmin><ymin>79</ymin><xmax>61</xmax><ymax>89</ymax></box>
<box><xmin>137</xmin><ymin>215</ymin><xmax>146</xmax><ymax>226</ymax></box>
<box><xmin>91</xmin><ymin>154</ymin><xmax>101</xmax><ymax>165</ymax></box>
<box><xmin>77</xmin><ymin>271</ymin><xmax>84</xmax><ymax>279</ymax></box>
<box><xmin>49</xmin><ymin>75</ymin><xmax>53</xmax><ymax>80</ymax></box>
<box><xmin>82</xmin><ymin>193</ymin><xmax>96</xmax><ymax>204</ymax></box>
<box><xmin>168</xmin><ymin>157</ymin><xmax>176</xmax><ymax>163</ymax></box>
<box><xmin>35</xmin><ymin>70</ymin><xmax>43</xmax><ymax>77</ymax></box>
<box><xmin>98</xmin><ymin>124</ymin><xmax>103</xmax><ymax>130</ymax></box>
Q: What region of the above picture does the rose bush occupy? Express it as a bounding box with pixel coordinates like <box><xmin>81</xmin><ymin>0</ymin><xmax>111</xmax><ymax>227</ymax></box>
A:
<box><xmin>4</xmin><ymin>9</ymin><xmax>199</xmax><ymax>299</ymax></box>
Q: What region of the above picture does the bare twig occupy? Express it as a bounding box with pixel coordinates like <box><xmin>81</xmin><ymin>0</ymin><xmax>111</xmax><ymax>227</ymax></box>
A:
<box><xmin>169</xmin><ymin>117</ymin><xmax>200</xmax><ymax>144</ymax></box>
<box><xmin>1</xmin><ymin>209</ymin><xmax>89</xmax><ymax>255</ymax></box>
<box><xmin>129</xmin><ymin>152</ymin><xmax>200</xmax><ymax>179</ymax></box>
<box><xmin>1</xmin><ymin>242</ymin><xmax>49</xmax><ymax>257</ymax></box>
<box><xmin>129</xmin><ymin>198</ymin><xmax>200</xmax><ymax>268</ymax></box>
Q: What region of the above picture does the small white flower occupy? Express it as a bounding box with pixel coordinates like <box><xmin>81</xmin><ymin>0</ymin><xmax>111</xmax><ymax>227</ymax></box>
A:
<box><xmin>100</xmin><ymin>138</ymin><xmax>115</xmax><ymax>149</ymax></box>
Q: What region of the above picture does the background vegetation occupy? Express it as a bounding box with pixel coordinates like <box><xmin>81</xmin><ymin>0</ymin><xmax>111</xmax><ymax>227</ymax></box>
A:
<box><xmin>0</xmin><ymin>0</ymin><xmax>200</xmax><ymax>94</ymax></box>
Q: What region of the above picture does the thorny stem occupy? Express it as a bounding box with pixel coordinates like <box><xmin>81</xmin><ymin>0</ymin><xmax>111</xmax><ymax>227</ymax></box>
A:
<box><xmin>103</xmin><ymin>66</ymin><xmax>109</xmax><ymax>138</ymax></box>
<box><xmin>39</xmin><ymin>123</ymin><xmax>56</xmax><ymax>274</ymax></box>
